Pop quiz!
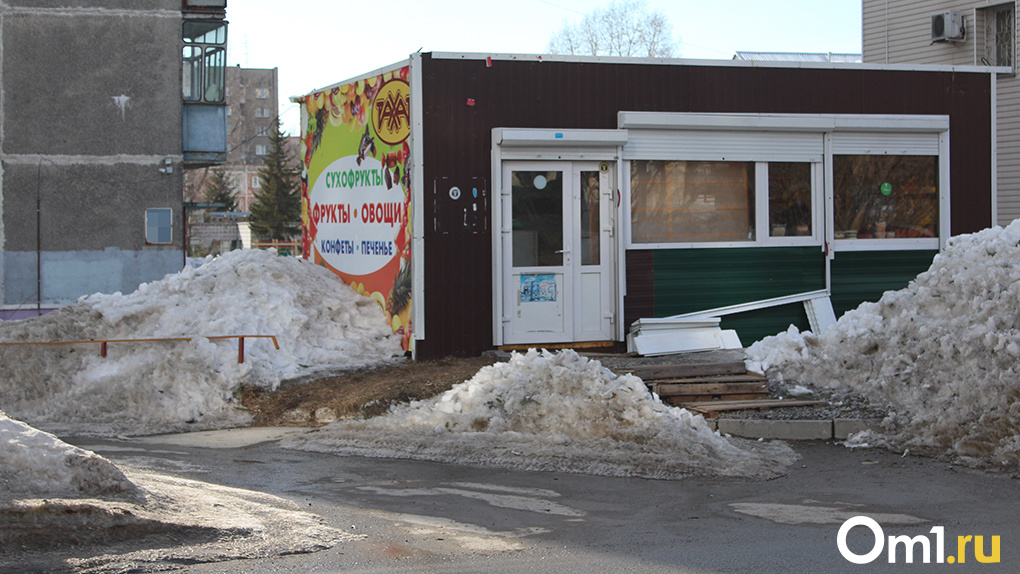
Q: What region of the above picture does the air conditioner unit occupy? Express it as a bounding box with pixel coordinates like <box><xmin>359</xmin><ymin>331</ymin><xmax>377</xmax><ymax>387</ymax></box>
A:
<box><xmin>931</xmin><ymin>11</ymin><xmax>965</xmax><ymax>43</ymax></box>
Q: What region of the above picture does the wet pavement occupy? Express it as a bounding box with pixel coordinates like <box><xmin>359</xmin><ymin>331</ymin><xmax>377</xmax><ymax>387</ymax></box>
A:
<box><xmin>36</xmin><ymin>429</ymin><xmax>1020</xmax><ymax>573</ymax></box>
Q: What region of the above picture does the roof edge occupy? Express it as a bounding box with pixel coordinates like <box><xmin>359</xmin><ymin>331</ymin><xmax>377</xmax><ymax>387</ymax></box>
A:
<box><xmin>427</xmin><ymin>51</ymin><xmax>1003</xmax><ymax>75</ymax></box>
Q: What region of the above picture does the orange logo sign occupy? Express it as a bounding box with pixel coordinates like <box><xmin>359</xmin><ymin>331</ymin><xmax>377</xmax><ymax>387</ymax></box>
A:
<box><xmin>372</xmin><ymin>79</ymin><xmax>410</xmax><ymax>145</ymax></box>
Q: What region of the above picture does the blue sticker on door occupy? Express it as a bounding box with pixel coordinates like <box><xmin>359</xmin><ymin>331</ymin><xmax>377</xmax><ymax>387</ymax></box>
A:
<box><xmin>520</xmin><ymin>274</ymin><xmax>557</xmax><ymax>302</ymax></box>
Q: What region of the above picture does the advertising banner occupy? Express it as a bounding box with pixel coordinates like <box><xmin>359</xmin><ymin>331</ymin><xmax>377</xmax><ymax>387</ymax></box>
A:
<box><xmin>298</xmin><ymin>65</ymin><xmax>412</xmax><ymax>350</ymax></box>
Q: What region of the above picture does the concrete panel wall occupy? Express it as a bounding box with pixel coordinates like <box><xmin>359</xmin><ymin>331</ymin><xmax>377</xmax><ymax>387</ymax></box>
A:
<box><xmin>4</xmin><ymin>248</ymin><xmax>181</xmax><ymax>306</ymax></box>
<box><xmin>1</xmin><ymin>162</ymin><xmax>183</xmax><ymax>252</ymax></box>
<box><xmin>4</xmin><ymin>1</ymin><xmax>178</xmax><ymax>9</ymax></box>
<box><xmin>1</xmin><ymin>1</ymin><xmax>187</xmax><ymax>307</ymax></box>
<box><xmin>1</xmin><ymin>3</ymin><xmax>182</xmax><ymax>156</ymax></box>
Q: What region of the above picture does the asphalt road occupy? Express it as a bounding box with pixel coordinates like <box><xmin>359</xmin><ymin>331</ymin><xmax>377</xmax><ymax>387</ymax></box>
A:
<box><xmin>56</xmin><ymin>429</ymin><xmax>1020</xmax><ymax>573</ymax></box>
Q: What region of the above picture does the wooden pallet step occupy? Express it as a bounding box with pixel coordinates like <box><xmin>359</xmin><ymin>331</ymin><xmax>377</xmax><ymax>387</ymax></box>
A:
<box><xmin>652</xmin><ymin>381</ymin><xmax>768</xmax><ymax>397</ymax></box>
<box><xmin>662</xmin><ymin>393</ymin><xmax>768</xmax><ymax>405</ymax></box>
<box><xmin>648</xmin><ymin>374</ymin><xmax>766</xmax><ymax>385</ymax></box>
<box><xmin>682</xmin><ymin>399</ymin><xmax>828</xmax><ymax>418</ymax></box>
<box><xmin>617</xmin><ymin>361</ymin><xmax>747</xmax><ymax>381</ymax></box>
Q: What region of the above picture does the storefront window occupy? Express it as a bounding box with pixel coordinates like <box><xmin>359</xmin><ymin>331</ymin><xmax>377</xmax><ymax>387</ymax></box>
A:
<box><xmin>631</xmin><ymin>160</ymin><xmax>755</xmax><ymax>244</ymax></box>
<box><xmin>768</xmin><ymin>163</ymin><xmax>812</xmax><ymax>237</ymax></box>
<box><xmin>833</xmin><ymin>155</ymin><xmax>938</xmax><ymax>239</ymax></box>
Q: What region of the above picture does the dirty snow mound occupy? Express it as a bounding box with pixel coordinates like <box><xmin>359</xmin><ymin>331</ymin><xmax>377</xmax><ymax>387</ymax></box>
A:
<box><xmin>0</xmin><ymin>410</ymin><xmax>136</xmax><ymax>502</ymax></box>
<box><xmin>285</xmin><ymin>349</ymin><xmax>796</xmax><ymax>480</ymax></box>
<box><xmin>0</xmin><ymin>249</ymin><xmax>400</xmax><ymax>436</ymax></box>
<box><xmin>747</xmin><ymin>220</ymin><xmax>1020</xmax><ymax>467</ymax></box>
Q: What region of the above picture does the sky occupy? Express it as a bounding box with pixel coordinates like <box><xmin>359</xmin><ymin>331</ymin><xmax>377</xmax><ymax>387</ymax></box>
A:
<box><xmin>225</xmin><ymin>0</ymin><xmax>863</xmax><ymax>135</ymax></box>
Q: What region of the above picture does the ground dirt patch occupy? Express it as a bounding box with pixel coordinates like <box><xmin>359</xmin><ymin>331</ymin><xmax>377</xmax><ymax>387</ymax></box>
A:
<box><xmin>237</xmin><ymin>355</ymin><xmax>498</xmax><ymax>426</ymax></box>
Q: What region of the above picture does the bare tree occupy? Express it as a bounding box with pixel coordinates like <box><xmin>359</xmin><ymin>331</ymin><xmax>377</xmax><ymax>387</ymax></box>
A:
<box><xmin>547</xmin><ymin>1</ymin><xmax>678</xmax><ymax>58</ymax></box>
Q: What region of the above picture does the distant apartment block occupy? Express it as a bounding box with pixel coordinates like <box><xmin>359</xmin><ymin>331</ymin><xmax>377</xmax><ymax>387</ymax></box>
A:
<box><xmin>185</xmin><ymin>66</ymin><xmax>279</xmax><ymax>213</ymax></box>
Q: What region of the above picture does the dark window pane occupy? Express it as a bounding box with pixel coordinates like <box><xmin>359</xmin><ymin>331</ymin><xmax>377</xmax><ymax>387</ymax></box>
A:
<box><xmin>768</xmin><ymin>162</ymin><xmax>812</xmax><ymax>237</ymax></box>
<box><xmin>512</xmin><ymin>171</ymin><xmax>563</xmax><ymax>267</ymax></box>
<box><xmin>580</xmin><ymin>171</ymin><xmax>600</xmax><ymax>265</ymax></box>
<box><xmin>833</xmin><ymin>155</ymin><xmax>938</xmax><ymax>239</ymax></box>
<box><xmin>183</xmin><ymin>21</ymin><xmax>226</xmax><ymax>45</ymax></box>
<box><xmin>631</xmin><ymin>160</ymin><xmax>755</xmax><ymax>243</ymax></box>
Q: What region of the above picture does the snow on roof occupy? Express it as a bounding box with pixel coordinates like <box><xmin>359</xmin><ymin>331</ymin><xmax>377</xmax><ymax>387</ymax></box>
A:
<box><xmin>733</xmin><ymin>51</ymin><xmax>862</xmax><ymax>63</ymax></box>
<box><xmin>747</xmin><ymin>220</ymin><xmax>1020</xmax><ymax>467</ymax></box>
<box><xmin>285</xmin><ymin>349</ymin><xmax>797</xmax><ymax>480</ymax></box>
<box><xmin>0</xmin><ymin>249</ymin><xmax>401</xmax><ymax>437</ymax></box>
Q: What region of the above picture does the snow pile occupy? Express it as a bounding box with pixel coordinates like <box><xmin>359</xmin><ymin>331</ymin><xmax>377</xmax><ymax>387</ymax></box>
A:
<box><xmin>0</xmin><ymin>410</ymin><xmax>350</xmax><ymax>566</ymax></box>
<box><xmin>285</xmin><ymin>349</ymin><xmax>796</xmax><ymax>480</ymax></box>
<box><xmin>0</xmin><ymin>249</ymin><xmax>400</xmax><ymax>436</ymax></box>
<box><xmin>747</xmin><ymin>220</ymin><xmax>1020</xmax><ymax>466</ymax></box>
<box><xmin>0</xmin><ymin>410</ymin><xmax>136</xmax><ymax>501</ymax></box>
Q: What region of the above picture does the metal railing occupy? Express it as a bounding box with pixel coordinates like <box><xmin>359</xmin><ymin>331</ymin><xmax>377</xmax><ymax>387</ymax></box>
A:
<box><xmin>0</xmin><ymin>335</ymin><xmax>279</xmax><ymax>364</ymax></box>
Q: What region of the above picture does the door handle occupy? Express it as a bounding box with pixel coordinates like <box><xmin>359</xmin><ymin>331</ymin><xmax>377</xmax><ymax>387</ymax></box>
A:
<box><xmin>555</xmin><ymin>249</ymin><xmax>570</xmax><ymax>254</ymax></box>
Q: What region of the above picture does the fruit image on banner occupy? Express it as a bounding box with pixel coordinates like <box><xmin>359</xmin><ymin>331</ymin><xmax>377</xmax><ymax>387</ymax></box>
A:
<box><xmin>298</xmin><ymin>65</ymin><xmax>412</xmax><ymax>350</ymax></box>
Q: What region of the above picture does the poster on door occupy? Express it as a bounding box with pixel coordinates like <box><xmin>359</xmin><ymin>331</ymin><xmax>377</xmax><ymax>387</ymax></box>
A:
<box><xmin>297</xmin><ymin>64</ymin><xmax>412</xmax><ymax>350</ymax></box>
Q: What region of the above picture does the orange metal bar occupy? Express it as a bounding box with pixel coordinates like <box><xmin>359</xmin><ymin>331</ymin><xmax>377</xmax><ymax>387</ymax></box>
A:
<box><xmin>0</xmin><ymin>335</ymin><xmax>279</xmax><ymax>364</ymax></box>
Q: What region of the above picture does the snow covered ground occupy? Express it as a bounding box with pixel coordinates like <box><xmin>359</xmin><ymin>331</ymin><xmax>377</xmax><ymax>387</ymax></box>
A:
<box><xmin>747</xmin><ymin>220</ymin><xmax>1020</xmax><ymax>467</ymax></box>
<box><xmin>285</xmin><ymin>349</ymin><xmax>797</xmax><ymax>480</ymax></box>
<box><xmin>0</xmin><ymin>249</ymin><xmax>401</xmax><ymax>437</ymax></box>
<box><xmin>0</xmin><ymin>251</ymin><xmax>392</xmax><ymax>567</ymax></box>
<box><xmin>7</xmin><ymin>215</ymin><xmax>1019</xmax><ymax>566</ymax></box>
<box><xmin>0</xmin><ymin>409</ymin><xmax>351</xmax><ymax>570</ymax></box>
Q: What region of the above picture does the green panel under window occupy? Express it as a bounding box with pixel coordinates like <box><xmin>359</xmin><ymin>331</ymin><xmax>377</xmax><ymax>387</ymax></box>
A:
<box><xmin>651</xmin><ymin>247</ymin><xmax>826</xmax><ymax>317</ymax></box>
<box><xmin>720</xmin><ymin>303</ymin><xmax>811</xmax><ymax>345</ymax></box>
<box><xmin>830</xmin><ymin>250</ymin><xmax>937</xmax><ymax>317</ymax></box>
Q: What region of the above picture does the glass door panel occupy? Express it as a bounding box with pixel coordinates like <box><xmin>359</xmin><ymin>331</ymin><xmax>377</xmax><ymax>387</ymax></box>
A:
<box><xmin>511</xmin><ymin>171</ymin><xmax>564</xmax><ymax>267</ymax></box>
<box><xmin>580</xmin><ymin>170</ymin><xmax>600</xmax><ymax>266</ymax></box>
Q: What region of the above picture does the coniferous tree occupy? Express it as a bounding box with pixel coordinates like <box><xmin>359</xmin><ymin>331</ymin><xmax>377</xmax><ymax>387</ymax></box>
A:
<box><xmin>249</xmin><ymin>121</ymin><xmax>301</xmax><ymax>241</ymax></box>
<box><xmin>203</xmin><ymin>168</ymin><xmax>237</xmax><ymax>212</ymax></box>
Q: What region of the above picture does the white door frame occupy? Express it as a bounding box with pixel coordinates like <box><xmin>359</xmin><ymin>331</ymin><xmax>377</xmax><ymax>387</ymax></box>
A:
<box><xmin>498</xmin><ymin>161</ymin><xmax>615</xmax><ymax>345</ymax></box>
<box><xmin>491</xmin><ymin>128</ymin><xmax>627</xmax><ymax>346</ymax></box>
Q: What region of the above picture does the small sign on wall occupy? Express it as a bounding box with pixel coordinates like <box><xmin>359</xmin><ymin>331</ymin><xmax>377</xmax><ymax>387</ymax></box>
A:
<box><xmin>520</xmin><ymin>274</ymin><xmax>557</xmax><ymax>302</ymax></box>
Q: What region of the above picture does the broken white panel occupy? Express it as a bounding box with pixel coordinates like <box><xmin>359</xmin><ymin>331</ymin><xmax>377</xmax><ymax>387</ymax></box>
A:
<box><xmin>629</xmin><ymin>325</ymin><xmax>742</xmax><ymax>357</ymax></box>
<box><xmin>803</xmin><ymin>295</ymin><xmax>837</xmax><ymax>334</ymax></box>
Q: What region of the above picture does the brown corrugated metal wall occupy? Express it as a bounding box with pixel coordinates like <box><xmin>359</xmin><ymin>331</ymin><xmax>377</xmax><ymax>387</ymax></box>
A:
<box><xmin>415</xmin><ymin>54</ymin><xmax>993</xmax><ymax>359</ymax></box>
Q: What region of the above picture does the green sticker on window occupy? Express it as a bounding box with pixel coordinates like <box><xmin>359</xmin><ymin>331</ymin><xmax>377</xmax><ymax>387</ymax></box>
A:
<box><xmin>880</xmin><ymin>182</ymin><xmax>893</xmax><ymax>196</ymax></box>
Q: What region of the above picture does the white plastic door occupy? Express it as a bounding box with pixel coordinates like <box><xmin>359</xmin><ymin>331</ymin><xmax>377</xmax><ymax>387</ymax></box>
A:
<box><xmin>501</xmin><ymin>162</ymin><xmax>614</xmax><ymax>345</ymax></box>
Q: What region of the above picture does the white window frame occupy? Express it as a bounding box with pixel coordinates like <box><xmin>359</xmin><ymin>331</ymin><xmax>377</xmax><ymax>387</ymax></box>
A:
<box><xmin>618</xmin><ymin>113</ymin><xmax>950</xmax><ymax>254</ymax></box>
<box><xmin>977</xmin><ymin>2</ymin><xmax>1016</xmax><ymax>75</ymax></box>
<box><xmin>758</xmin><ymin>161</ymin><xmax>824</xmax><ymax>248</ymax></box>
<box><xmin>826</xmin><ymin>131</ymin><xmax>948</xmax><ymax>253</ymax></box>
<box><xmin>623</xmin><ymin>159</ymin><xmax>824</xmax><ymax>250</ymax></box>
<box><xmin>144</xmin><ymin>208</ymin><xmax>173</xmax><ymax>244</ymax></box>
